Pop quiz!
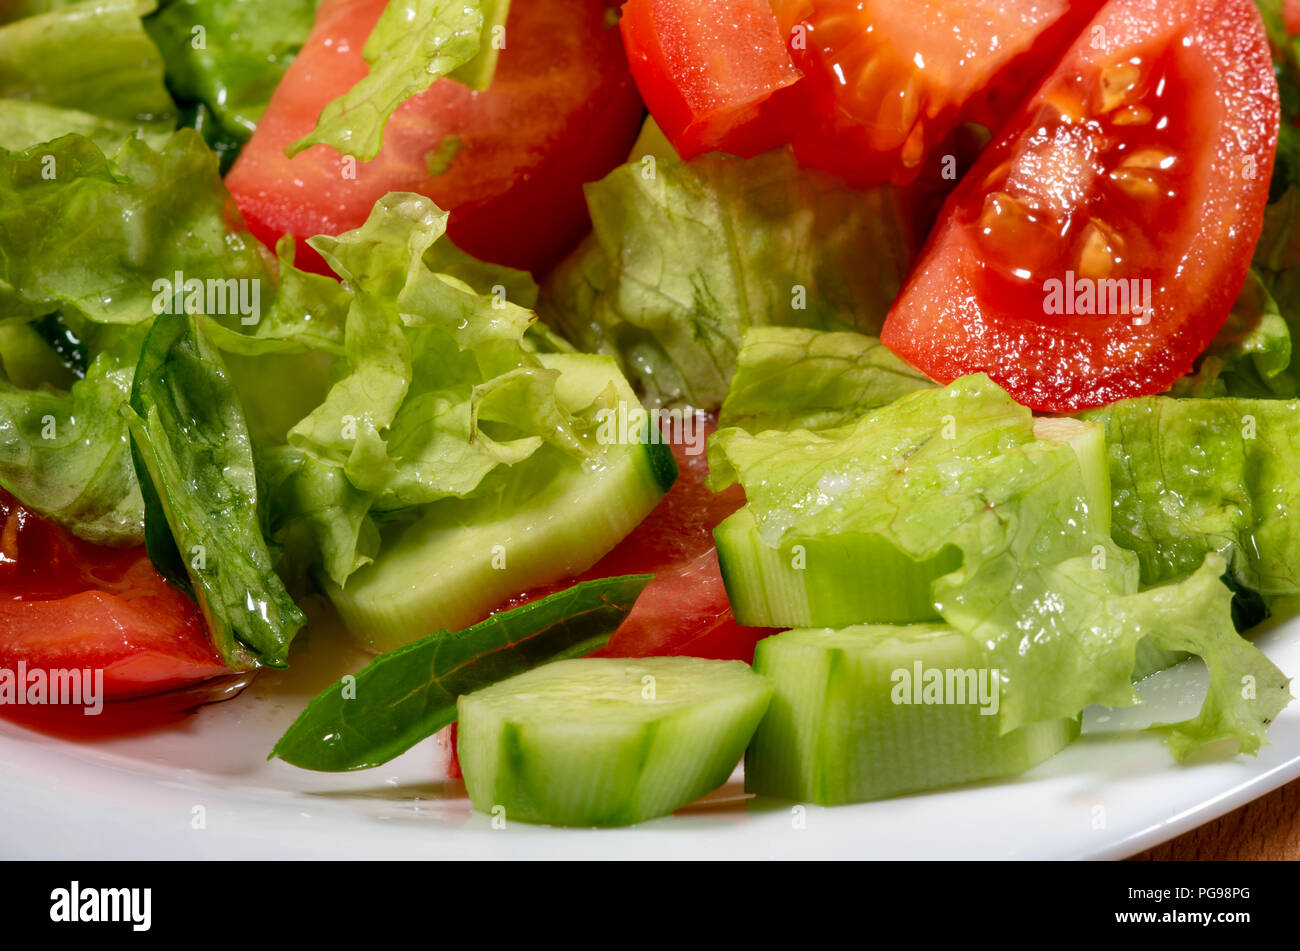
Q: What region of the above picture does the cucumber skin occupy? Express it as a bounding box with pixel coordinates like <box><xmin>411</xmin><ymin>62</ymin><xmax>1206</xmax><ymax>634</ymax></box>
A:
<box><xmin>745</xmin><ymin>626</ymin><xmax>1079</xmax><ymax>805</ymax></box>
<box><xmin>457</xmin><ymin>658</ymin><xmax>773</xmax><ymax>827</ymax></box>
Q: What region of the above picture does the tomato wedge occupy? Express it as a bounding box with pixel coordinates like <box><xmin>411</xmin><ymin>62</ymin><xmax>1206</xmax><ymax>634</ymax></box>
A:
<box><xmin>776</xmin><ymin>0</ymin><xmax>1107</xmax><ymax>186</ymax></box>
<box><xmin>226</xmin><ymin>0</ymin><xmax>644</xmax><ymax>276</ymax></box>
<box><xmin>881</xmin><ymin>0</ymin><xmax>1279</xmax><ymax>411</ymax></box>
<box><xmin>0</xmin><ymin>492</ymin><xmax>228</xmax><ymax>710</ymax></box>
<box><xmin>619</xmin><ymin>0</ymin><xmax>802</xmax><ymax>159</ymax></box>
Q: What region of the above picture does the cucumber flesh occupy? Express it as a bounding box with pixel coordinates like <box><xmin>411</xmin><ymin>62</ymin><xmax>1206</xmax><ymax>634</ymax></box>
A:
<box><xmin>327</xmin><ymin>354</ymin><xmax>676</xmax><ymax>653</ymax></box>
<box><xmin>714</xmin><ymin>416</ymin><xmax>1110</xmax><ymax>630</ymax></box>
<box><xmin>457</xmin><ymin>657</ymin><xmax>773</xmax><ymax>827</ymax></box>
<box><xmin>745</xmin><ymin>624</ymin><xmax>1078</xmax><ymax>804</ymax></box>
<box><xmin>714</xmin><ymin>507</ymin><xmax>960</xmax><ymax>628</ymax></box>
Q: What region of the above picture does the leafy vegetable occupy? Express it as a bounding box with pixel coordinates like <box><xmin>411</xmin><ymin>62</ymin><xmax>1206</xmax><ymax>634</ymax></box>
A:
<box><xmin>0</xmin><ymin>0</ymin><xmax>177</xmax><ymax>151</ymax></box>
<box><xmin>288</xmin><ymin>0</ymin><xmax>505</xmax><ymax>161</ymax></box>
<box><xmin>258</xmin><ymin>193</ymin><xmax>600</xmax><ymax>588</ymax></box>
<box><xmin>125</xmin><ymin>314</ymin><xmax>305</xmax><ymax>668</ymax></box>
<box><xmin>145</xmin><ymin>0</ymin><xmax>319</xmax><ymax>142</ymax></box>
<box><xmin>0</xmin><ymin>327</ymin><xmax>146</xmax><ymax>545</ymax></box>
<box><xmin>710</xmin><ymin>375</ymin><xmax>1291</xmax><ymax>757</ymax></box>
<box><xmin>273</xmin><ymin>574</ymin><xmax>652</xmax><ymax>771</ymax></box>
<box><xmin>1170</xmin><ymin>271</ymin><xmax>1297</xmax><ymax>399</ymax></box>
<box><xmin>1083</xmin><ymin>395</ymin><xmax>1300</xmax><ymax>600</ymax></box>
<box><xmin>539</xmin><ymin>121</ymin><xmax>913</xmax><ymax>410</ymax></box>
<box><xmin>0</xmin><ymin>131</ymin><xmax>268</xmax><ymax>327</ymax></box>
<box><xmin>719</xmin><ymin>327</ymin><xmax>934</xmax><ymax>433</ymax></box>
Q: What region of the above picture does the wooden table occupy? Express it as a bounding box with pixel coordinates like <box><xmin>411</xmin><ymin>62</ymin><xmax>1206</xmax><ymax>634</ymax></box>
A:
<box><xmin>1129</xmin><ymin>778</ymin><xmax>1300</xmax><ymax>860</ymax></box>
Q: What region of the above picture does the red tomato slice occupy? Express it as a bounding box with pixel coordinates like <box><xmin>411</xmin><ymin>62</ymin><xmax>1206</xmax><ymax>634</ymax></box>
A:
<box><xmin>225</xmin><ymin>0</ymin><xmax>644</xmax><ymax>276</ymax></box>
<box><xmin>1287</xmin><ymin>0</ymin><xmax>1300</xmax><ymax>36</ymax></box>
<box><xmin>775</xmin><ymin>0</ymin><xmax>1106</xmax><ymax>186</ymax></box>
<box><xmin>619</xmin><ymin>0</ymin><xmax>802</xmax><ymax>159</ymax></box>
<box><xmin>0</xmin><ymin>493</ymin><xmax>228</xmax><ymax>710</ymax></box>
<box><xmin>881</xmin><ymin>0</ymin><xmax>1279</xmax><ymax>411</ymax></box>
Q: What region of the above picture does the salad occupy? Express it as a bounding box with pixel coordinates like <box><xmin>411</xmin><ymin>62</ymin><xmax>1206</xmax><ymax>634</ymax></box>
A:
<box><xmin>0</xmin><ymin>0</ymin><xmax>1298</xmax><ymax>831</ymax></box>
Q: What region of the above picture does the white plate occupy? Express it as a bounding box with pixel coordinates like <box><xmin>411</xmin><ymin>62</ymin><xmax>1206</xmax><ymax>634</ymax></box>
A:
<box><xmin>2</xmin><ymin>608</ymin><xmax>1298</xmax><ymax>860</ymax></box>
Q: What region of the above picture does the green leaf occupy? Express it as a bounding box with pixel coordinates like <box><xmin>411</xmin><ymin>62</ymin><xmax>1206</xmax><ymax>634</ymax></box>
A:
<box><xmin>124</xmin><ymin>313</ymin><xmax>305</xmax><ymax>668</ymax></box>
<box><xmin>539</xmin><ymin>121</ymin><xmax>913</xmax><ymax>410</ymax></box>
<box><xmin>272</xmin><ymin>574</ymin><xmax>652</xmax><ymax>771</ymax></box>
<box><xmin>287</xmin><ymin>0</ymin><xmax>488</xmax><ymax>161</ymax></box>
<box><xmin>144</xmin><ymin>0</ymin><xmax>319</xmax><ymax>142</ymax></box>
<box><xmin>0</xmin><ymin>131</ymin><xmax>269</xmax><ymax>327</ymax></box>
<box><xmin>1083</xmin><ymin>395</ymin><xmax>1300</xmax><ymax>600</ymax></box>
<box><xmin>278</xmin><ymin>194</ymin><xmax>594</xmax><ymax>540</ymax></box>
<box><xmin>0</xmin><ymin>326</ymin><xmax>146</xmax><ymax>545</ymax></box>
<box><xmin>0</xmin><ymin>0</ymin><xmax>177</xmax><ymax>151</ymax></box>
<box><xmin>719</xmin><ymin>327</ymin><xmax>935</xmax><ymax>433</ymax></box>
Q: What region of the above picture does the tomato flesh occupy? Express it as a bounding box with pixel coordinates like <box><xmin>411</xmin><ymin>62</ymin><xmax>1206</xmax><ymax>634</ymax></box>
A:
<box><xmin>881</xmin><ymin>0</ymin><xmax>1279</xmax><ymax>411</ymax></box>
<box><xmin>619</xmin><ymin>0</ymin><xmax>802</xmax><ymax>159</ymax></box>
<box><xmin>775</xmin><ymin>0</ymin><xmax>1106</xmax><ymax>186</ymax></box>
<box><xmin>0</xmin><ymin>493</ymin><xmax>228</xmax><ymax>707</ymax></box>
<box><xmin>225</xmin><ymin>0</ymin><xmax>645</xmax><ymax>276</ymax></box>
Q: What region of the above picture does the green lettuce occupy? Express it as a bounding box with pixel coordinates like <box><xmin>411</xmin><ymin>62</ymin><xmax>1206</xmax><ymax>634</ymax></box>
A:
<box><xmin>125</xmin><ymin>314</ymin><xmax>305</xmax><ymax>668</ymax></box>
<box><xmin>539</xmin><ymin>121</ymin><xmax>913</xmax><ymax>411</ymax></box>
<box><xmin>719</xmin><ymin>327</ymin><xmax>934</xmax><ymax>433</ymax></box>
<box><xmin>249</xmin><ymin>193</ymin><xmax>600</xmax><ymax>586</ymax></box>
<box><xmin>0</xmin><ymin>0</ymin><xmax>177</xmax><ymax>152</ymax></box>
<box><xmin>0</xmin><ymin>326</ymin><xmax>145</xmax><ymax>545</ymax></box>
<box><xmin>288</xmin><ymin>0</ymin><xmax>508</xmax><ymax>161</ymax></box>
<box><xmin>710</xmin><ymin>376</ymin><xmax>1291</xmax><ymax>757</ymax></box>
<box><xmin>1083</xmin><ymin>395</ymin><xmax>1300</xmax><ymax>600</ymax></box>
<box><xmin>144</xmin><ymin>0</ymin><xmax>318</xmax><ymax>143</ymax></box>
<box><xmin>0</xmin><ymin>131</ymin><xmax>272</xmax><ymax>544</ymax></box>
<box><xmin>0</xmin><ymin>131</ymin><xmax>268</xmax><ymax>327</ymax></box>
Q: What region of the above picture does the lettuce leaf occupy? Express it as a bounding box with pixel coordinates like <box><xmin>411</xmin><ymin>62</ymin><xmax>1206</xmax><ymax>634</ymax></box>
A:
<box><xmin>539</xmin><ymin>122</ymin><xmax>913</xmax><ymax>411</ymax></box>
<box><xmin>711</xmin><ymin>376</ymin><xmax>1291</xmax><ymax>756</ymax></box>
<box><xmin>0</xmin><ymin>131</ymin><xmax>268</xmax><ymax>327</ymax></box>
<box><xmin>144</xmin><ymin>0</ymin><xmax>318</xmax><ymax>142</ymax></box>
<box><xmin>287</xmin><ymin>0</ymin><xmax>504</xmax><ymax>161</ymax></box>
<box><xmin>125</xmin><ymin>313</ymin><xmax>306</xmax><ymax>668</ymax></box>
<box><xmin>719</xmin><ymin>327</ymin><xmax>935</xmax><ymax>433</ymax></box>
<box><xmin>0</xmin><ymin>131</ymin><xmax>272</xmax><ymax>544</ymax></box>
<box><xmin>0</xmin><ymin>0</ymin><xmax>177</xmax><ymax>152</ymax></box>
<box><xmin>1083</xmin><ymin>395</ymin><xmax>1300</xmax><ymax>600</ymax></box>
<box><xmin>252</xmin><ymin>193</ymin><xmax>599</xmax><ymax>585</ymax></box>
<box><xmin>0</xmin><ymin>326</ymin><xmax>145</xmax><ymax>545</ymax></box>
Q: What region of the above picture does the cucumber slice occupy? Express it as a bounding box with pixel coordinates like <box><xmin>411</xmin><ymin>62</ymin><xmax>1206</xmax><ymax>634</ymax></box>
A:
<box><xmin>745</xmin><ymin>624</ymin><xmax>1079</xmax><ymax>804</ymax></box>
<box><xmin>714</xmin><ymin>416</ymin><xmax>1110</xmax><ymax>630</ymax></box>
<box><xmin>1032</xmin><ymin>416</ymin><xmax>1110</xmax><ymax>534</ymax></box>
<box><xmin>458</xmin><ymin>657</ymin><xmax>773</xmax><ymax>827</ymax></box>
<box><xmin>714</xmin><ymin>507</ymin><xmax>960</xmax><ymax>628</ymax></box>
<box><xmin>327</xmin><ymin>354</ymin><xmax>676</xmax><ymax>653</ymax></box>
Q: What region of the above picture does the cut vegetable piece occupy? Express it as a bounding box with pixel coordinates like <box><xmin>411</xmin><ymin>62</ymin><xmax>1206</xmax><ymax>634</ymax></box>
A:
<box><xmin>745</xmin><ymin>624</ymin><xmax>1079</xmax><ymax>804</ymax></box>
<box><xmin>1031</xmin><ymin>416</ymin><xmax>1111</xmax><ymax>534</ymax></box>
<box><xmin>326</xmin><ymin>353</ymin><xmax>676</xmax><ymax>653</ymax></box>
<box><xmin>457</xmin><ymin>656</ymin><xmax>772</xmax><ymax>826</ymax></box>
<box><xmin>273</xmin><ymin>574</ymin><xmax>650</xmax><ymax>771</ymax></box>
<box><xmin>714</xmin><ymin>507</ymin><xmax>960</xmax><ymax>628</ymax></box>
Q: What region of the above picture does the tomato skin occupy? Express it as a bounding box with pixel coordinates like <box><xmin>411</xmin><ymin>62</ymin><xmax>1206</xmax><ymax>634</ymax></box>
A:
<box><xmin>0</xmin><ymin>493</ymin><xmax>228</xmax><ymax>707</ymax></box>
<box><xmin>881</xmin><ymin>0</ymin><xmax>1279</xmax><ymax>411</ymax></box>
<box><xmin>619</xmin><ymin>0</ymin><xmax>802</xmax><ymax>159</ymax></box>
<box><xmin>226</xmin><ymin>0</ymin><xmax>644</xmax><ymax>277</ymax></box>
<box><xmin>777</xmin><ymin>0</ymin><xmax>1107</xmax><ymax>187</ymax></box>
